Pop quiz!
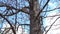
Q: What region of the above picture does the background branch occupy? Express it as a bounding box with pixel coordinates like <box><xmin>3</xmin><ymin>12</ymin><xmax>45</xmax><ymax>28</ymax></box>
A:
<box><xmin>0</xmin><ymin>14</ymin><xmax>16</xmax><ymax>34</ymax></box>
<box><xmin>45</xmin><ymin>17</ymin><xmax>60</xmax><ymax>34</ymax></box>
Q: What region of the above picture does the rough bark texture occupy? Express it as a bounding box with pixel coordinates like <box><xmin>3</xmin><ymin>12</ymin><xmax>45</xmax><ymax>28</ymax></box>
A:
<box><xmin>30</xmin><ymin>0</ymin><xmax>43</xmax><ymax>34</ymax></box>
<box><xmin>30</xmin><ymin>15</ymin><xmax>43</xmax><ymax>34</ymax></box>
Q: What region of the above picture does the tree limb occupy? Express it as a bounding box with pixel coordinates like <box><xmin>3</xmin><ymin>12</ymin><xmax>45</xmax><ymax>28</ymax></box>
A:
<box><xmin>42</xmin><ymin>14</ymin><xmax>60</xmax><ymax>18</ymax></box>
<box><xmin>0</xmin><ymin>2</ymin><xmax>30</xmax><ymax>16</ymax></box>
<box><xmin>45</xmin><ymin>17</ymin><xmax>60</xmax><ymax>34</ymax></box>
<box><xmin>34</xmin><ymin>0</ymin><xmax>50</xmax><ymax>21</ymax></box>
<box><xmin>0</xmin><ymin>14</ymin><xmax>16</xmax><ymax>34</ymax></box>
<box><xmin>43</xmin><ymin>7</ymin><xmax>60</xmax><ymax>12</ymax></box>
<box><xmin>3</xmin><ymin>7</ymin><xmax>30</xmax><ymax>16</ymax></box>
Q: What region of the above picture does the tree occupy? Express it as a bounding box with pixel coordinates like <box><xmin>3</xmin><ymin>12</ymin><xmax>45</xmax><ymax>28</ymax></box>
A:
<box><xmin>0</xmin><ymin>0</ymin><xmax>60</xmax><ymax>34</ymax></box>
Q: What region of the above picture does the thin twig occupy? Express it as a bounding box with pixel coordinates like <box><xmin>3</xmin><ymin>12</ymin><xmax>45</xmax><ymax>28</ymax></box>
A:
<box><xmin>45</xmin><ymin>17</ymin><xmax>60</xmax><ymax>34</ymax></box>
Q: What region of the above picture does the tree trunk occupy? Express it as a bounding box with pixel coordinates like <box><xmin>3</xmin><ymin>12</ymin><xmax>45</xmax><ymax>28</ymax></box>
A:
<box><xmin>30</xmin><ymin>14</ymin><xmax>43</xmax><ymax>34</ymax></box>
<box><xmin>30</xmin><ymin>0</ymin><xmax>43</xmax><ymax>34</ymax></box>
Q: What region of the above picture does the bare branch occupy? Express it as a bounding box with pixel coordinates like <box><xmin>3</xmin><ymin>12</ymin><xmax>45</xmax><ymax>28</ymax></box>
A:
<box><xmin>0</xmin><ymin>2</ymin><xmax>30</xmax><ymax>16</ymax></box>
<box><xmin>0</xmin><ymin>14</ymin><xmax>16</xmax><ymax>34</ymax></box>
<box><xmin>3</xmin><ymin>7</ymin><xmax>30</xmax><ymax>16</ymax></box>
<box><xmin>34</xmin><ymin>0</ymin><xmax>50</xmax><ymax>21</ymax></box>
<box><xmin>42</xmin><ymin>14</ymin><xmax>60</xmax><ymax>18</ymax></box>
<box><xmin>4</xmin><ymin>28</ymin><xmax>11</xmax><ymax>34</ymax></box>
<box><xmin>45</xmin><ymin>17</ymin><xmax>60</xmax><ymax>34</ymax></box>
<box><xmin>43</xmin><ymin>7</ymin><xmax>60</xmax><ymax>12</ymax></box>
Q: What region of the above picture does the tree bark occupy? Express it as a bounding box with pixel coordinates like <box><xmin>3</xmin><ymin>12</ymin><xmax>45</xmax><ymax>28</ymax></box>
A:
<box><xmin>29</xmin><ymin>0</ymin><xmax>43</xmax><ymax>34</ymax></box>
<box><xmin>30</xmin><ymin>15</ymin><xmax>43</xmax><ymax>34</ymax></box>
